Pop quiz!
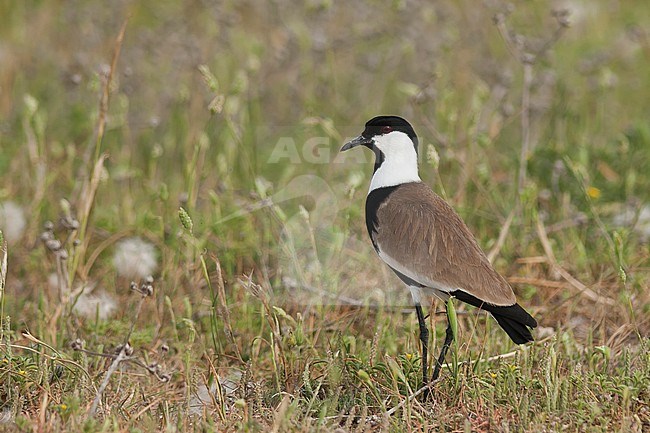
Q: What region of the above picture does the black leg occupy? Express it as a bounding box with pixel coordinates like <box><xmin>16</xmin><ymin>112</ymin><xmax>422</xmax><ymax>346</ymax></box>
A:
<box><xmin>431</xmin><ymin>311</ymin><xmax>454</xmax><ymax>382</ymax></box>
<box><xmin>414</xmin><ymin>304</ymin><xmax>429</xmax><ymax>386</ymax></box>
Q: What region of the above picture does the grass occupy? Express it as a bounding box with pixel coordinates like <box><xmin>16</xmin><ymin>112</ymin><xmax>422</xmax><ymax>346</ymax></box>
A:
<box><xmin>1</xmin><ymin>0</ymin><xmax>649</xmax><ymax>431</ymax></box>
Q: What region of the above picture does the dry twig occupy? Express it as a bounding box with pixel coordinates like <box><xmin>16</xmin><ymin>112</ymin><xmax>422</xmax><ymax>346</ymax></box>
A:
<box><xmin>492</xmin><ymin>8</ymin><xmax>570</xmax><ymax>226</ymax></box>
<box><xmin>86</xmin><ymin>278</ymin><xmax>160</xmax><ymax>418</ymax></box>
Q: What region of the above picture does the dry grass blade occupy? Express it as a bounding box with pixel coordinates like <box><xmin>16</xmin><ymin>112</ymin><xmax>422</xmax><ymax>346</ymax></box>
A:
<box><xmin>80</xmin><ymin>231</ymin><xmax>131</xmax><ymax>279</ymax></box>
<box><xmin>8</xmin><ymin>343</ymin><xmax>92</xmax><ymax>380</ymax></box>
<box><xmin>74</xmin><ymin>16</ymin><xmax>129</xmax><ymax>280</ymax></box>
<box><xmin>22</xmin><ymin>112</ymin><xmax>46</xmax><ymax>245</ymax></box>
<box><xmin>0</xmin><ymin>234</ymin><xmax>6</xmax><ymax>294</ymax></box>
<box><xmin>507</xmin><ymin>276</ymin><xmax>577</xmax><ymax>290</ymax></box>
<box><xmin>74</xmin><ymin>153</ymin><xmax>109</xmax><ymax>279</ymax></box>
<box><xmin>0</xmin><ymin>233</ymin><xmax>7</xmax><ymax>329</ymax></box>
<box><xmin>212</xmin><ymin>254</ymin><xmax>243</xmax><ymax>362</ymax></box>
<box><xmin>487</xmin><ymin>207</ymin><xmax>516</xmax><ymax>263</ymax></box>
<box><xmin>90</xmin><ymin>16</ymin><xmax>129</xmax><ymax>165</ymax></box>
<box><xmin>536</xmin><ymin>216</ymin><xmax>616</xmax><ymax>306</ymax></box>
<box><xmin>12</xmin><ymin>331</ymin><xmax>94</xmax><ymax>383</ymax></box>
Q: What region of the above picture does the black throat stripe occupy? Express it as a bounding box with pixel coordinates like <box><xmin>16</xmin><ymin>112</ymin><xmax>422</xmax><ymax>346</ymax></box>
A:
<box><xmin>372</xmin><ymin>147</ymin><xmax>385</xmax><ymax>174</ymax></box>
<box><xmin>365</xmin><ymin>185</ymin><xmax>399</xmax><ymax>252</ymax></box>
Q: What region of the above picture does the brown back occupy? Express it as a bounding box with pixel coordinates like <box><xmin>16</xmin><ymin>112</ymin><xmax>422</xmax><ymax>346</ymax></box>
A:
<box><xmin>374</xmin><ymin>182</ymin><xmax>516</xmax><ymax>306</ymax></box>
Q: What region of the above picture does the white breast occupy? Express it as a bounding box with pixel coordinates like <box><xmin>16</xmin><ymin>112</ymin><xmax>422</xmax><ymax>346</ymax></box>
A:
<box><xmin>368</xmin><ymin>131</ymin><xmax>421</xmax><ymax>193</ymax></box>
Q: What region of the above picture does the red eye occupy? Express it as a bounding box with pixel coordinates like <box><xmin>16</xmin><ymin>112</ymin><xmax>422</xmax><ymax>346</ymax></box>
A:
<box><xmin>381</xmin><ymin>125</ymin><xmax>393</xmax><ymax>134</ymax></box>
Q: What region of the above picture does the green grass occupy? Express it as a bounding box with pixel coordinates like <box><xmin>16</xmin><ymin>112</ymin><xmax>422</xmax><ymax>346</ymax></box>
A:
<box><xmin>1</xmin><ymin>1</ymin><xmax>649</xmax><ymax>431</ymax></box>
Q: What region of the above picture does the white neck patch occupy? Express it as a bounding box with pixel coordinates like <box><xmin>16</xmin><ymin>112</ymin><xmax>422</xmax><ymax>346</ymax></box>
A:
<box><xmin>368</xmin><ymin>131</ymin><xmax>421</xmax><ymax>193</ymax></box>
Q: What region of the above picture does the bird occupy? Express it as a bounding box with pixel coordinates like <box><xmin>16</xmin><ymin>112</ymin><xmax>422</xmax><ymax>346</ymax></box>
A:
<box><xmin>340</xmin><ymin>115</ymin><xmax>537</xmax><ymax>386</ymax></box>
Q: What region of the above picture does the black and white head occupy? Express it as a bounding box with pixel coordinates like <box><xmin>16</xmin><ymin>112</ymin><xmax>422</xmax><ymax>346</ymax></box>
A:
<box><xmin>341</xmin><ymin>116</ymin><xmax>421</xmax><ymax>192</ymax></box>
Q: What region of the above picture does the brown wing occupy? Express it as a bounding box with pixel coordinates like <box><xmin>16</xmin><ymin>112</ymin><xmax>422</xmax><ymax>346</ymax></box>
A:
<box><xmin>374</xmin><ymin>182</ymin><xmax>516</xmax><ymax>306</ymax></box>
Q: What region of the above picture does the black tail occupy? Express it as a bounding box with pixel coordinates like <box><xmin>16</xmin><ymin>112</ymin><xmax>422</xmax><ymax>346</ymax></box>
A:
<box><xmin>491</xmin><ymin>309</ymin><xmax>536</xmax><ymax>344</ymax></box>
<box><xmin>451</xmin><ymin>290</ymin><xmax>537</xmax><ymax>344</ymax></box>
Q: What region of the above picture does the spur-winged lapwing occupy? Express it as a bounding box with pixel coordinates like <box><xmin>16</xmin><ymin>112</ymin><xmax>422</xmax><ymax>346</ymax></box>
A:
<box><xmin>341</xmin><ymin>115</ymin><xmax>537</xmax><ymax>385</ymax></box>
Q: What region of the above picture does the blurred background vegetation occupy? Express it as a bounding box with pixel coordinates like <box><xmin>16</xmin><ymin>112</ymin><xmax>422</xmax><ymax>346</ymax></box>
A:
<box><xmin>0</xmin><ymin>0</ymin><xmax>649</xmax><ymax>431</ymax></box>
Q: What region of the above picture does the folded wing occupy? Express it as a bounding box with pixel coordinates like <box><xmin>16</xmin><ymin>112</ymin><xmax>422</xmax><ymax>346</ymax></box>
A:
<box><xmin>373</xmin><ymin>182</ymin><xmax>515</xmax><ymax>306</ymax></box>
